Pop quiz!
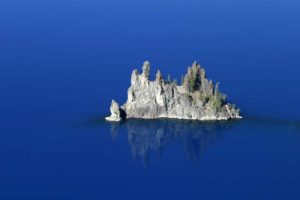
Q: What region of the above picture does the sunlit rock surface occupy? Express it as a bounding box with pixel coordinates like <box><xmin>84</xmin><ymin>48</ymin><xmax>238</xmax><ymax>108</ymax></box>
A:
<box><xmin>105</xmin><ymin>100</ymin><xmax>122</xmax><ymax>122</ymax></box>
<box><xmin>106</xmin><ymin>61</ymin><xmax>241</xmax><ymax>122</ymax></box>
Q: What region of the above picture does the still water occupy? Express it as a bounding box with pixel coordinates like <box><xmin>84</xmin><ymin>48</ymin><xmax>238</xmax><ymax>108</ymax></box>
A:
<box><xmin>1</xmin><ymin>0</ymin><xmax>300</xmax><ymax>199</ymax></box>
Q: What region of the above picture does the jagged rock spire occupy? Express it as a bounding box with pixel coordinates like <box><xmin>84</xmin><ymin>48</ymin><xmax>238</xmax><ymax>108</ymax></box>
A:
<box><xmin>142</xmin><ymin>61</ymin><xmax>150</xmax><ymax>79</ymax></box>
<box><xmin>105</xmin><ymin>100</ymin><xmax>122</xmax><ymax>122</ymax></box>
<box><xmin>155</xmin><ymin>70</ymin><xmax>162</xmax><ymax>83</ymax></box>
<box><xmin>131</xmin><ymin>69</ymin><xmax>139</xmax><ymax>85</ymax></box>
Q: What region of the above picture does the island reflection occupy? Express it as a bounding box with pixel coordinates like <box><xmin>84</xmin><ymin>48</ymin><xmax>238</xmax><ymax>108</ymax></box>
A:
<box><xmin>110</xmin><ymin>119</ymin><xmax>237</xmax><ymax>165</ymax></box>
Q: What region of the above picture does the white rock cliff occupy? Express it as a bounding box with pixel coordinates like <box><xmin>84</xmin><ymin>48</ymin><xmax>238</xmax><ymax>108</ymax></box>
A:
<box><xmin>106</xmin><ymin>61</ymin><xmax>241</xmax><ymax>122</ymax></box>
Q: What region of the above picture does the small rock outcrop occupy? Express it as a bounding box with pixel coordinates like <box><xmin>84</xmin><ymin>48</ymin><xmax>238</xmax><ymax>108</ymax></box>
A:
<box><xmin>105</xmin><ymin>100</ymin><xmax>122</xmax><ymax>122</ymax></box>
<box><xmin>106</xmin><ymin>61</ymin><xmax>241</xmax><ymax>122</ymax></box>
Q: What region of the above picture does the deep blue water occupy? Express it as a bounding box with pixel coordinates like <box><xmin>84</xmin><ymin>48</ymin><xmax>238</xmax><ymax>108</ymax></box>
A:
<box><xmin>1</xmin><ymin>0</ymin><xmax>300</xmax><ymax>199</ymax></box>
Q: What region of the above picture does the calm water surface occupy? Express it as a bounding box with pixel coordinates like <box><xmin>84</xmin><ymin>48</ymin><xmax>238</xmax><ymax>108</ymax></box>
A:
<box><xmin>1</xmin><ymin>0</ymin><xmax>300</xmax><ymax>199</ymax></box>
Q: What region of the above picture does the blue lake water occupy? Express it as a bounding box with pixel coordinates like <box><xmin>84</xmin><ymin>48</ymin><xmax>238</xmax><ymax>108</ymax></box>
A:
<box><xmin>1</xmin><ymin>0</ymin><xmax>300</xmax><ymax>199</ymax></box>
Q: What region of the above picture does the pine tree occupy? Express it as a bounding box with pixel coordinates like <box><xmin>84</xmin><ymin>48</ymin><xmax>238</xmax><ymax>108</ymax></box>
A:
<box><xmin>167</xmin><ymin>74</ymin><xmax>171</xmax><ymax>83</ymax></box>
<box><xmin>181</xmin><ymin>75</ymin><xmax>184</xmax><ymax>85</ymax></box>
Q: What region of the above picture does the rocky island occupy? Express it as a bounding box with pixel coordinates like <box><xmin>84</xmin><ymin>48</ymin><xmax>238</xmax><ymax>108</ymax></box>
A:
<box><xmin>106</xmin><ymin>61</ymin><xmax>241</xmax><ymax>122</ymax></box>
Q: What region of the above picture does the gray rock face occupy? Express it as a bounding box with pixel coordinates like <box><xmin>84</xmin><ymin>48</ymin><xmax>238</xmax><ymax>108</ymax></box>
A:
<box><xmin>106</xmin><ymin>61</ymin><xmax>241</xmax><ymax>122</ymax></box>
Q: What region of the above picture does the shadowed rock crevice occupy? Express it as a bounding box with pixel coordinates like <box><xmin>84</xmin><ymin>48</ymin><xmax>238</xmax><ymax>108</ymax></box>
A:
<box><xmin>106</xmin><ymin>61</ymin><xmax>241</xmax><ymax>122</ymax></box>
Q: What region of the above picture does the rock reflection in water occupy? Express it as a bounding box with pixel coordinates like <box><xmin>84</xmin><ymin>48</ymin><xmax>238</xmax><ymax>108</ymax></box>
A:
<box><xmin>110</xmin><ymin>119</ymin><xmax>236</xmax><ymax>165</ymax></box>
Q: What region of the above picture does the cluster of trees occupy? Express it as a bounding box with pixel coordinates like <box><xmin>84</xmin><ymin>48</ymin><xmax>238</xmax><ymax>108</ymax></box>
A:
<box><xmin>181</xmin><ymin>62</ymin><xmax>227</xmax><ymax>110</ymax></box>
<box><xmin>155</xmin><ymin>61</ymin><xmax>228</xmax><ymax>111</ymax></box>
